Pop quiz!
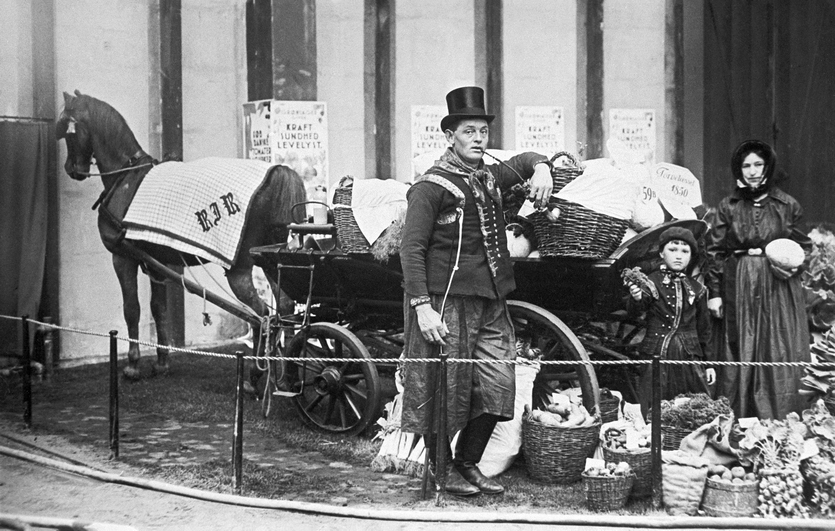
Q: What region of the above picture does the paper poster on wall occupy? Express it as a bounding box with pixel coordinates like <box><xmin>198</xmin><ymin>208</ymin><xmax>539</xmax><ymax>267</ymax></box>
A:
<box><xmin>515</xmin><ymin>106</ymin><xmax>565</xmax><ymax>155</ymax></box>
<box><xmin>411</xmin><ymin>105</ymin><xmax>447</xmax><ymax>180</ymax></box>
<box><xmin>271</xmin><ymin>101</ymin><xmax>329</xmax><ymax>197</ymax></box>
<box><xmin>609</xmin><ymin>108</ymin><xmax>656</xmax><ymax>165</ymax></box>
<box><xmin>242</xmin><ymin>100</ymin><xmax>273</xmax><ymax>163</ymax></box>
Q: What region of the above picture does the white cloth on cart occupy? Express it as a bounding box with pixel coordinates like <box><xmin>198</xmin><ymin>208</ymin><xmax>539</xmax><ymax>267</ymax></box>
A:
<box><xmin>349</xmin><ymin>178</ymin><xmax>409</xmax><ymax>246</ymax></box>
<box><xmin>123</xmin><ymin>157</ymin><xmax>272</xmax><ymax>267</ymax></box>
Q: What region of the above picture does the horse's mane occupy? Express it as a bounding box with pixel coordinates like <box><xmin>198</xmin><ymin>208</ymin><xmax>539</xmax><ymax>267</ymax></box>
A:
<box><xmin>76</xmin><ymin>94</ymin><xmax>143</xmax><ymax>153</ymax></box>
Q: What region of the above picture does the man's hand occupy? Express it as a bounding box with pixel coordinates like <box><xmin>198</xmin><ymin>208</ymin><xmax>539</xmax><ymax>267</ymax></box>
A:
<box><xmin>707</xmin><ymin>297</ymin><xmax>723</xmax><ymax>319</ymax></box>
<box><xmin>416</xmin><ymin>304</ymin><xmax>448</xmax><ymax>345</ymax></box>
<box><xmin>528</xmin><ymin>162</ymin><xmax>554</xmax><ymax>210</ymax></box>
<box><xmin>628</xmin><ymin>283</ymin><xmax>642</xmax><ymax>301</ymax></box>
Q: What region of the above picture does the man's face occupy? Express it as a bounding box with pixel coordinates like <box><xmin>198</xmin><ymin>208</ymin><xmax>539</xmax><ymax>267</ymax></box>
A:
<box><xmin>445</xmin><ymin>118</ymin><xmax>489</xmax><ymax>166</ymax></box>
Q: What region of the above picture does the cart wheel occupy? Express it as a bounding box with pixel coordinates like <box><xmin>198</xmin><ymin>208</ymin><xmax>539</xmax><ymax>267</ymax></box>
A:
<box><xmin>284</xmin><ymin>322</ymin><xmax>381</xmax><ymax>436</ymax></box>
<box><xmin>508</xmin><ymin>300</ymin><xmax>600</xmax><ymax>416</ymax></box>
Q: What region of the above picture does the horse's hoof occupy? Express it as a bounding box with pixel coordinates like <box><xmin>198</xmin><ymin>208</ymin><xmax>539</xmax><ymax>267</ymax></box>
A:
<box><xmin>123</xmin><ymin>366</ymin><xmax>141</xmax><ymax>380</ymax></box>
<box><xmin>152</xmin><ymin>363</ymin><xmax>170</xmax><ymax>376</ymax></box>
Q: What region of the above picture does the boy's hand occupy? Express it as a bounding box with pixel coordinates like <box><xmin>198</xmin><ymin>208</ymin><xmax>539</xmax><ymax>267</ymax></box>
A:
<box><xmin>707</xmin><ymin>297</ymin><xmax>723</xmax><ymax>318</ymax></box>
<box><xmin>706</xmin><ymin>368</ymin><xmax>716</xmax><ymax>385</ymax></box>
<box><xmin>628</xmin><ymin>283</ymin><xmax>642</xmax><ymax>301</ymax></box>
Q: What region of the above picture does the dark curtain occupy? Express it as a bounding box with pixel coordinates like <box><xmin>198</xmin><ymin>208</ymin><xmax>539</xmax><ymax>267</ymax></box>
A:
<box><xmin>0</xmin><ymin>120</ymin><xmax>49</xmax><ymax>356</ymax></box>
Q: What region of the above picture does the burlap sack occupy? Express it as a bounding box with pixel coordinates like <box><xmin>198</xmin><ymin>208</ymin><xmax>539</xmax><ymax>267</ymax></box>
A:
<box><xmin>661</xmin><ymin>450</ymin><xmax>709</xmax><ymax>515</ymax></box>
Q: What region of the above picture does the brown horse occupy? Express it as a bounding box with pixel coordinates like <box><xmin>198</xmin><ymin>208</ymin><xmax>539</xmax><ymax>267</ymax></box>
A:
<box><xmin>56</xmin><ymin>90</ymin><xmax>306</xmax><ymax>379</ymax></box>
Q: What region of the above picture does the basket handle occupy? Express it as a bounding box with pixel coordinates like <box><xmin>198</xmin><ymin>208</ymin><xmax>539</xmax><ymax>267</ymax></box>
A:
<box><xmin>550</xmin><ymin>151</ymin><xmax>580</xmax><ymax>168</ymax></box>
<box><xmin>337</xmin><ymin>175</ymin><xmax>355</xmax><ymax>188</ymax></box>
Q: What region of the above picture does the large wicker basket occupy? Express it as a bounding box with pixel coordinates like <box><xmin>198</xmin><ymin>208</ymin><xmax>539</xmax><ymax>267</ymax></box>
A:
<box><xmin>582</xmin><ymin>473</ymin><xmax>635</xmax><ymax>511</ymax></box>
<box><xmin>602</xmin><ymin>446</ymin><xmax>652</xmax><ymax>498</ymax></box>
<box><xmin>530</xmin><ymin>199</ymin><xmax>629</xmax><ymax>259</ymax></box>
<box><xmin>599</xmin><ymin>392</ymin><xmax>620</xmax><ymax>424</ymax></box>
<box><xmin>521</xmin><ymin>412</ymin><xmax>600</xmax><ymax>484</ymax></box>
<box><xmin>332</xmin><ymin>176</ymin><xmax>371</xmax><ymax>253</ymax></box>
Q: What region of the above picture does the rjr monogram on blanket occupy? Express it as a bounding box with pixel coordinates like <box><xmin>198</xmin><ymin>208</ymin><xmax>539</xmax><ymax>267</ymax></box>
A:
<box><xmin>195</xmin><ymin>192</ymin><xmax>241</xmax><ymax>232</ymax></box>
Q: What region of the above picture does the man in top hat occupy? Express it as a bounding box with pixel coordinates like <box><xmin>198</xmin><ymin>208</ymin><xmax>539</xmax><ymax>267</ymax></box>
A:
<box><xmin>399</xmin><ymin>86</ymin><xmax>553</xmax><ymax>496</ymax></box>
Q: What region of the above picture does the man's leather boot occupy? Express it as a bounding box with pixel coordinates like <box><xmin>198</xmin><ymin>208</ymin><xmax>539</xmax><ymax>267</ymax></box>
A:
<box><xmin>426</xmin><ymin>433</ymin><xmax>480</xmax><ymax>497</ymax></box>
<box><xmin>454</xmin><ymin>414</ymin><xmax>505</xmax><ymax>494</ymax></box>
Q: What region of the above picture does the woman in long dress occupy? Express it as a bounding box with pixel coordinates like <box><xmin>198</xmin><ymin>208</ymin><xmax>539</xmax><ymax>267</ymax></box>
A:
<box><xmin>705</xmin><ymin>139</ymin><xmax>812</xmax><ymax>419</ymax></box>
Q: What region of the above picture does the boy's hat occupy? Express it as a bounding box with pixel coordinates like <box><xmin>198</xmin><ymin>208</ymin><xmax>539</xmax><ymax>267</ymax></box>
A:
<box><xmin>658</xmin><ymin>226</ymin><xmax>698</xmax><ymax>254</ymax></box>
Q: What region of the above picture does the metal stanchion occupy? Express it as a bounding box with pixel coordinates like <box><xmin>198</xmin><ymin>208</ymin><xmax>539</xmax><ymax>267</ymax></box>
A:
<box><xmin>434</xmin><ymin>352</ymin><xmax>449</xmax><ymax>506</ymax></box>
<box><xmin>22</xmin><ymin>315</ymin><xmax>32</xmax><ymax>428</ymax></box>
<box><xmin>41</xmin><ymin>317</ymin><xmax>55</xmax><ymax>380</ymax></box>
<box><xmin>233</xmin><ymin>350</ymin><xmax>245</xmax><ymax>494</ymax></box>
<box><xmin>651</xmin><ymin>354</ymin><xmax>662</xmax><ymax>508</ymax></box>
<box><xmin>109</xmin><ymin>330</ymin><xmax>119</xmax><ymax>459</ymax></box>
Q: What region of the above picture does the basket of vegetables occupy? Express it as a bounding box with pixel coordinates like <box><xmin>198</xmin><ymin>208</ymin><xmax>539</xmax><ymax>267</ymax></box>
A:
<box><xmin>522</xmin><ymin>403</ymin><xmax>600</xmax><ymax>483</ymax></box>
<box><xmin>800</xmin><ymin>399</ymin><xmax>835</xmax><ymax>516</ymax></box>
<box><xmin>582</xmin><ymin>461</ymin><xmax>635</xmax><ymax>511</ymax></box>
<box><xmin>602</xmin><ymin>427</ymin><xmax>652</xmax><ymax>498</ymax></box>
<box><xmin>701</xmin><ymin>465</ymin><xmax>758</xmax><ymax>517</ymax></box>
<box><xmin>658</xmin><ymin>393</ymin><xmax>732</xmax><ymax>451</ymax></box>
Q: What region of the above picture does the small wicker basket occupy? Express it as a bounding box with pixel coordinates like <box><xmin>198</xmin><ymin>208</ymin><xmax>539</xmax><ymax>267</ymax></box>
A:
<box><xmin>602</xmin><ymin>446</ymin><xmax>652</xmax><ymax>498</ymax></box>
<box><xmin>599</xmin><ymin>393</ymin><xmax>620</xmax><ymax>424</ymax></box>
<box><xmin>332</xmin><ymin>176</ymin><xmax>371</xmax><ymax>253</ymax></box>
<box><xmin>661</xmin><ymin>424</ymin><xmax>693</xmax><ymax>451</ymax></box>
<box><xmin>521</xmin><ymin>412</ymin><xmax>600</xmax><ymax>484</ymax></box>
<box><xmin>582</xmin><ymin>472</ymin><xmax>635</xmax><ymax>511</ymax></box>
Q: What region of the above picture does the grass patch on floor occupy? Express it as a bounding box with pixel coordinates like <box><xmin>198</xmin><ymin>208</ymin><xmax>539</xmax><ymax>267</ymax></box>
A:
<box><xmin>4</xmin><ymin>344</ymin><xmax>670</xmax><ymax>514</ymax></box>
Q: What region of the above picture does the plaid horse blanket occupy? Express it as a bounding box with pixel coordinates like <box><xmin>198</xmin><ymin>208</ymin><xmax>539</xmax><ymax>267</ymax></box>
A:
<box><xmin>122</xmin><ymin>157</ymin><xmax>273</xmax><ymax>268</ymax></box>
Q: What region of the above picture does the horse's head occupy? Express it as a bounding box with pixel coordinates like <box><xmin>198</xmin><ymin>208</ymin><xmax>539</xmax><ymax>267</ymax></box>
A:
<box><xmin>57</xmin><ymin>90</ymin><xmax>95</xmax><ymax>180</ymax></box>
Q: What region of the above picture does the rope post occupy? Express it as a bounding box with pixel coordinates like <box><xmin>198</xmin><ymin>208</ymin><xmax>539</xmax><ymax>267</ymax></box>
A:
<box><xmin>434</xmin><ymin>352</ymin><xmax>449</xmax><ymax>506</ymax></box>
<box><xmin>651</xmin><ymin>354</ymin><xmax>662</xmax><ymax>508</ymax></box>
<box><xmin>41</xmin><ymin>317</ymin><xmax>55</xmax><ymax>380</ymax></box>
<box><xmin>21</xmin><ymin>315</ymin><xmax>32</xmax><ymax>428</ymax></box>
<box><xmin>109</xmin><ymin>330</ymin><xmax>120</xmax><ymax>459</ymax></box>
<box><xmin>233</xmin><ymin>350</ymin><xmax>245</xmax><ymax>494</ymax></box>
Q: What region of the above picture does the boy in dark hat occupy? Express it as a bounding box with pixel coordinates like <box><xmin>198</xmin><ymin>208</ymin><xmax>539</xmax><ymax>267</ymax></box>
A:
<box><xmin>399</xmin><ymin>86</ymin><xmax>553</xmax><ymax>496</ymax></box>
<box><xmin>625</xmin><ymin>226</ymin><xmax>715</xmax><ymax>416</ymax></box>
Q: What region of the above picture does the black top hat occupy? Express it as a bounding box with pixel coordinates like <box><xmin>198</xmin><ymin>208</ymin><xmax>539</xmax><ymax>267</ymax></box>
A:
<box><xmin>440</xmin><ymin>86</ymin><xmax>495</xmax><ymax>132</ymax></box>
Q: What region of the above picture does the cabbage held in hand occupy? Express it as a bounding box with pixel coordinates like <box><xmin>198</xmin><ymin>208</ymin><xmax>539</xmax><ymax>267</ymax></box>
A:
<box><xmin>765</xmin><ymin>239</ymin><xmax>805</xmax><ymax>270</ymax></box>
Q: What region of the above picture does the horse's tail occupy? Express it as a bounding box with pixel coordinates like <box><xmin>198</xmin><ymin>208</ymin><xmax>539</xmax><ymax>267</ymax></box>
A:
<box><xmin>256</xmin><ymin>164</ymin><xmax>308</xmax><ymax>242</ymax></box>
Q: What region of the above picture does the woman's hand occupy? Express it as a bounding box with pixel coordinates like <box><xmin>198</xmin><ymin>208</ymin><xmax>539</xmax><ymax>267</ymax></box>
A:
<box><xmin>415</xmin><ymin>304</ymin><xmax>448</xmax><ymax>345</ymax></box>
<box><xmin>706</xmin><ymin>368</ymin><xmax>716</xmax><ymax>386</ymax></box>
<box><xmin>628</xmin><ymin>283</ymin><xmax>642</xmax><ymax>301</ymax></box>
<box><xmin>708</xmin><ymin>297</ymin><xmax>723</xmax><ymax>319</ymax></box>
<box><xmin>770</xmin><ymin>263</ymin><xmax>798</xmax><ymax>281</ymax></box>
<box><xmin>528</xmin><ymin>162</ymin><xmax>554</xmax><ymax>210</ymax></box>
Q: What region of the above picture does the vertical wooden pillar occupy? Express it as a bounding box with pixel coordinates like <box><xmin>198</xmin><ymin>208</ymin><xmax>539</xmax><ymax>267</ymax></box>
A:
<box><xmin>159</xmin><ymin>0</ymin><xmax>185</xmax><ymax>347</ymax></box>
<box><xmin>364</xmin><ymin>0</ymin><xmax>394</xmax><ymax>180</ymax></box>
<box><xmin>32</xmin><ymin>0</ymin><xmax>60</xmax><ymax>360</ymax></box>
<box><xmin>484</xmin><ymin>0</ymin><xmax>503</xmax><ymax>149</ymax></box>
<box><xmin>272</xmin><ymin>0</ymin><xmax>317</xmax><ymax>101</ymax></box>
<box><xmin>246</xmin><ymin>0</ymin><xmax>274</xmax><ymax>101</ymax></box>
<box><xmin>585</xmin><ymin>0</ymin><xmax>604</xmax><ymax>159</ymax></box>
<box><xmin>665</xmin><ymin>0</ymin><xmax>684</xmax><ymax>165</ymax></box>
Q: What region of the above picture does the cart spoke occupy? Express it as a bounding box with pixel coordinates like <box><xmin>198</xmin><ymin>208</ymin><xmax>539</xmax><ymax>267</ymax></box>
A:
<box><xmin>343</xmin><ymin>382</ymin><xmax>368</xmax><ymax>401</ymax></box>
<box><xmin>337</xmin><ymin>397</ymin><xmax>348</xmax><ymax>428</ymax></box>
<box><xmin>303</xmin><ymin>392</ymin><xmax>325</xmax><ymax>413</ymax></box>
<box><xmin>341</xmin><ymin>373</ymin><xmax>365</xmax><ymax>383</ymax></box>
<box><xmin>323</xmin><ymin>394</ymin><xmax>337</xmax><ymax>424</ymax></box>
<box><xmin>342</xmin><ymin>391</ymin><xmax>362</xmax><ymax>419</ymax></box>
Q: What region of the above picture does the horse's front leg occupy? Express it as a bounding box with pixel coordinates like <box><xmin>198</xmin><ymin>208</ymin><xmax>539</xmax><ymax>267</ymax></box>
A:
<box><xmin>149</xmin><ymin>276</ymin><xmax>172</xmax><ymax>375</ymax></box>
<box><xmin>112</xmin><ymin>254</ymin><xmax>142</xmax><ymax>380</ymax></box>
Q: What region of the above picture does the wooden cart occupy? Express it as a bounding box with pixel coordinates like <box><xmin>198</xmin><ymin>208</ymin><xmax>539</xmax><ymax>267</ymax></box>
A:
<box><xmin>250</xmin><ymin>218</ymin><xmax>708</xmax><ymax>436</ymax></box>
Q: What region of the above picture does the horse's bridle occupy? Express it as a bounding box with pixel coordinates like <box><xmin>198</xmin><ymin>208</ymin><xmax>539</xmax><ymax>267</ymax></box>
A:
<box><xmin>62</xmin><ymin>115</ymin><xmax>155</xmax><ymax>177</ymax></box>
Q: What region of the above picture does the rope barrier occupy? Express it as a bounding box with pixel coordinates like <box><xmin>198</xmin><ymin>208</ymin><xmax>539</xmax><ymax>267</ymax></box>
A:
<box><xmin>2</xmin><ymin>313</ymin><xmax>824</xmax><ymax>368</ymax></box>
